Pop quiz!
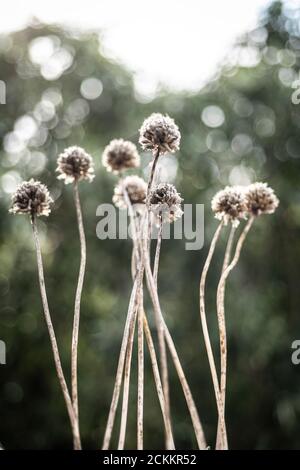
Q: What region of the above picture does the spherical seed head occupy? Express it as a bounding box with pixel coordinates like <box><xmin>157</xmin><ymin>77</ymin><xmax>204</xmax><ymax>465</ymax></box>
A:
<box><xmin>9</xmin><ymin>179</ymin><xmax>53</xmax><ymax>217</ymax></box>
<box><xmin>245</xmin><ymin>182</ymin><xmax>279</xmax><ymax>216</ymax></box>
<box><xmin>102</xmin><ymin>139</ymin><xmax>140</xmax><ymax>174</ymax></box>
<box><xmin>211</xmin><ymin>186</ymin><xmax>247</xmax><ymax>227</ymax></box>
<box><xmin>56</xmin><ymin>146</ymin><xmax>95</xmax><ymax>184</ymax></box>
<box><xmin>148</xmin><ymin>182</ymin><xmax>183</xmax><ymax>224</ymax></box>
<box><xmin>113</xmin><ymin>175</ymin><xmax>147</xmax><ymax>212</ymax></box>
<box><xmin>139</xmin><ymin>113</ymin><xmax>181</xmax><ymax>154</ymax></box>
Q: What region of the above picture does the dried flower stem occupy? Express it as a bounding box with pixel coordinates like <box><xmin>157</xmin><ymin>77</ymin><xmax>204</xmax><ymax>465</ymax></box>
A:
<box><xmin>102</xmin><ymin>196</ymin><xmax>145</xmax><ymax>449</ymax></box>
<box><xmin>153</xmin><ymin>216</ymin><xmax>163</xmax><ymax>285</ymax></box>
<box><xmin>216</xmin><ymin>216</ymin><xmax>255</xmax><ymax>445</ymax></box>
<box><xmin>147</xmin><ymin>148</ymin><xmax>160</xmax><ymax>194</ymax></box>
<box><xmin>118</xmin><ymin>301</ymin><xmax>138</xmax><ymax>449</ymax></box>
<box><xmin>146</xmin><ymin>154</ymin><xmax>175</xmax><ymax>449</ymax></box>
<box><xmin>127</xmin><ymin>195</ymin><xmax>145</xmax><ymax>452</ymax></box>
<box><xmin>152</xmin><ymin>216</ymin><xmax>172</xmax><ymax>449</ymax></box>
<box><xmin>215</xmin><ymin>224</ymin><xmax>236</xmax><ymax>450</ymax></box>
<box><xmin>71</xmin><ymin>181</ymin><xmax>86</xmax><ymax>441</ymax></box>
<box><xmin>132</xmin><ymin>209</ymin><xmax>174</xmax><ymax>449</ymax></box>
<box><xmin>31</xmin><ymin>218</ymin><xmax>81</xmax><ymax>450</ymax></box>
<box><xmin>116</xmin><ymin>190</ymin><xmax>145</xmax><ymax>450</ymax></box>
<box><xmin>199</xmin><ymin>220</ymin><xmax>228</xmax><ymax>449</ymax></box>
<box><xmin>102</xmin><ymin>267</ymin><xmax>142</xmax><ymax>449</ymax></box>
<box><xmin>143</xmin><ymin>313</ymin><xmax>175</xmax><ymax>449</ymax></box>
<box><xmin>137</xmin><ymin>287</ymin><xmax>144</xmax><ymax>450</ymax></box>
<box><xmin>143</xmin><ymin>237</ymin><xmax>206</xmax><ymax>450</ymax></box>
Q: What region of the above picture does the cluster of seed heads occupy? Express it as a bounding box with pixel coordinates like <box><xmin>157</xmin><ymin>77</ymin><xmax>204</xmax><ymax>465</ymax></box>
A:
<box><xmin>211</xmin><ymin>182</ymin><xmax>279</xmax><ymax>226</ymax></box>
<box><xmin>9</xmin><ymin>113</ymin><xmax>279</xmax><ymax>235</ymax></box>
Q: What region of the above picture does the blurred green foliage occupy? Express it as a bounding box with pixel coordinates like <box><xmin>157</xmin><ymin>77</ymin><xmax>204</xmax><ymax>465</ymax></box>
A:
<box><xmin>0</xmin><ymin>1</ymin><xmax>300</xmax><ymax>449</ymax></box>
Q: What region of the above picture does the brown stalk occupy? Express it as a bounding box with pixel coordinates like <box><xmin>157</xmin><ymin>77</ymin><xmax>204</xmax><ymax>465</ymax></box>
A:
<box><xmin>215</xmin><ymin>224</ymin><xmax>236</xmax><ymax>450</ymax></box>
<box><xmin>143</xmin><ymin>236</ymin><xmax>207</xmax><ymax>450</ymax></box>
<box><xmin>71</xmin><ymin>181</ymin><xmax>86</xmax><ymax>442</ymax></box>
<box><xmin>199</xmin><ymin>221</ymin><xmax>227</xmax><ymax>449</ymax></box>
<box><xmin>102</xmin><ymin>265</ymin><xmax>143</xmax><ymax>449</ymax></box>
<box><xmin>32</xmin><ymin>217</ymin><xmax>81</xmax><ymax>450</ymax></box>
<box><xmin>152</xmin><ymin>215</ymin><xmax>172</xmax><ymax>449</ymax></box>
<box><xmin>215</xmin><ymin>216</ymin><xmax>255</xmax><ymax>447</ymax></box>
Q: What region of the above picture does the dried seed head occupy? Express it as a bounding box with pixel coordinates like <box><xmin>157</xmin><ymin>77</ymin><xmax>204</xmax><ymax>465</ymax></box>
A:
<box><xmin>245</xmin><ymin>182</ymin><xmax>279</xmax><ymax>216</ymax></box>
<box><xmin>211</xmin><ymin>186</ymin><xmax>247</xmax><ymax>227</ymax></box>
<box><xmin>56</xmin><ymin>146</ymin><xmax>95</xmax><ymax>184</ymax></box>
<box><xmin>113</xmin><ymin>175</ymin><xmax>147</xmax><ymax>212</ymax></box>
<box><xmin>148</xmin><ymin>182</ymin><xmax>183</xmax><ymax>223</ymax></box>
<box><xmin>139</xmin><ymin>113</ymin><xmax>181</xmax><ymax>154</ymax></box>
<box><xmin>102</xmin><ymin>139</ymin><xmax>140</xmax><ymax>174</ymax></box>
<box><xmin>9</xmin><ymin>179</ymin><xmax>53</xmax><ymax>218</ymax></box>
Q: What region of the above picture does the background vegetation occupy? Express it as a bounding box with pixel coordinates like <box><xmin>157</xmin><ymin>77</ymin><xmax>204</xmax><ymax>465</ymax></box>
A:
<box><xmin>0</xmin><ymin>0</ymin><xmax>299</xmax><ymax>449</ymax></box>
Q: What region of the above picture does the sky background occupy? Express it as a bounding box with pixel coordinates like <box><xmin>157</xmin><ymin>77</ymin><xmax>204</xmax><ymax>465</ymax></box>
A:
<box><xmin>0</xmin><ymin>0</ymin><xmax>281</xmax><ymax>93</ymax></box>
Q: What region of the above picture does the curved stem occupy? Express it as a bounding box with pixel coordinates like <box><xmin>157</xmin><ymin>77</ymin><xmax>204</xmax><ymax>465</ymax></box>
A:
<box><xmin>133</xmin><ymin>208</ymin><xmax>174</xmax><ymax>449</ymax></box>
<box><xmin>143</xmin><ymin>313</ymin><xmax>175</xmax><ymax>449</ymax></box>
<box><xmin>152</xmin><ymin>216</ymin><xmax>172</xmax><ymax>449</ymax></box>
<box><xmin>199</xmin><ymin>221</ymin><xmax>227</xmax><ymax>449</ymax></box>
<box><xmin>118</xmin><ymin>302</ymin><xmax>138</xmax><ymax>449</ymax></box>
<box><xmin>31</xmin><ymin>218</ymin><xmax>81</xmax><ymax>450</ymax></box>
<box><xmin>71</xmin><ymin>181</ymin><xmax>86</xmax><ymax>443</ymax></box>
<box><xmin>143</xmin><ymin>237</ymin><xmax>207</xmax><ymax>450</ymax></box>
<box><xmin>216</xmin><ymin>217</ymin><xmax>255</xmax><ymax>447</ymax></box>
<box><xmin>215</xmin><ymin>224</ymin><xmax>236</xmax><ymax>450</ymax></box>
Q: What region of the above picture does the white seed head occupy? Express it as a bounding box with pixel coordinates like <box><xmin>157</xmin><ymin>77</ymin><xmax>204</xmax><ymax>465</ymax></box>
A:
<box><xmin>245</xmin><ymin>182</ymin><xmax>279</xmax><ymax>216</ymax></box>
<box><xmin>56</xmin><ymin>146</ymin><xmax>95</xmax><ymax>184</ymax></box>
<box><xmin>102</xmin><ymin>139</ymin><xmax>140</xmax><ymax>174</ymax></box>
<box><xmin>113</xmin><ymin>175</ymin><xmax>147</xmax><ymax>213</ymax></box>
<box><xmin>211</xmin><ymin>185</ymin><xmax>247</xmax><ymax>227</ymax></box>
<box><xmin>148</xmin><ymin>182</ymin><xmax>183</xmax><ymax>224</ymax></box>
<box><xmin>139</xmin><ymin>113</ymin><xmax>181</xmax><ymax>154</ymax></box>
<box><xmin>9</xmin><ymin>179</ymin><xmax>53</xmax><ymax>217</ymax></box>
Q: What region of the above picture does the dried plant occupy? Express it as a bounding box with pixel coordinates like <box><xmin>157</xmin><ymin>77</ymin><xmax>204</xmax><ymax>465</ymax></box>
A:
<box><xmin>245</xmin><ymin>182</ymin><xmax>279</xmax><ymax>216</ymax></box>
<box><xmin>57</xmin><ymin>146</ymin><xmax>95</xmax><ymax>445</ymax></box>
<box><xmin>102</xmin><ymin>139</ymin><xmax>140</xmax><ymax>174</ymax></box>
<box><xmin>102</xmin><ymin>114</ymin><xmax>207</xmax><ymax>451</ymax></box>
<box><xmin>211</xmin><ymin>185</ymin><xmax>247</xmax><ymax>227</ymax></box>
<box><xmin>102</xmin><ymin>261</ymin><xmax>143</xmax><ymax>449</ymax></box>
<box><xmin>139</xmin><ymin>113</ymin><xmax>181</xmax><ymax>155</ymax></box>
<box><xmin>56</xmin><ymin>146</ymin><xmax>95</xmax><ymax>184</ymax></box>
<box><xmin>215</xmin><ymin>224</ymin><xmax>236</xmax><ymax>449</ymax></box>
<box><xmin>10</xmin><ymin>179</ymin><xmax>53</xmax><ymax>217</ymax></box>
<box><xmin>215</xmin><ymin>182</ymin><xmax>279</xmax><ymax>449</ymax></box>
<box><xmin>139</xmin><ymin>115</ymin><xmax>181</xmax><ymax>449</ymax></box>
<box><xmin>9</xmin><ymin>116</ymin><xmax>280</xmax><ymax>453</ymax></box>
<box><xmin>142</xmin><ymin>235</ymin><xmax>207</xmax><ymax>449</ymax></box>
<box><xmin>147</xmin><ymin>182</ymin><xmax>183</xmax><ymax>447</ymax></box>
<box><xmin>199</xmin><ymin>220</ymin><xmax>227</xmax><ymax>448</ymax></box>
<box><xmin>113</xmin><ymin>175</ymin><xmax>147</xmax><ymax>213</ymax></box>
<box><xmin>139</xmin><ymin>116</ymin><xmax>207</xmax><ymax>449</ymax></box>
<box><xmin>105</xmin><ymin>186</ymin><xmax>173</xmax><ymax>450</ymax></box>
<box><xmin>139</xmin><ymin>113</ymin><xmax>181</xmax><ymax>193</ymax></box>
<box><xmin>149</xmin><ymin>182</ymin><xmax>183</xmax><ymax>224</ymax></box>
<box><xmin>9</xmin><ymin>180</ymin><xmax>81</xmax><ymax>449</ymax></box>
